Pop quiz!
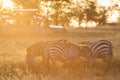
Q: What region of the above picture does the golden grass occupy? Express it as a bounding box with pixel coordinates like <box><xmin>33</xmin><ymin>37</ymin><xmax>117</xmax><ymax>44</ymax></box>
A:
<box><xmin>0</xmin><ymin>27</ymin><xmax>120</xmax><ymax>80</ymax></box>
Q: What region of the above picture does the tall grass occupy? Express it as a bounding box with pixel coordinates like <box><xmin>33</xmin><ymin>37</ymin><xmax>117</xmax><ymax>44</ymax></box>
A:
<box><xmin>0</xmin><ymin>27</ymin><xmax>120</xmax><ymax>80</ymax></box>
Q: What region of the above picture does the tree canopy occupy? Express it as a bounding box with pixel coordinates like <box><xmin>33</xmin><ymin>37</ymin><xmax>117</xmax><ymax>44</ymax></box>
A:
<box><xmin>3</xmin><ymin>0</ymin><xmax>120</xmax><ymax>27</ymax></box>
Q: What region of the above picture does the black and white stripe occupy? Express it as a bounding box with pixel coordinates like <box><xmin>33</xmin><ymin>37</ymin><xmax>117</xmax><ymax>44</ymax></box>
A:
<box><xmin>77</xmin><ymin>44</ymin><xmax>93</xmax><ymax>67</ymax></box>
<box><xmin>45</xmin><ymin>41</ymin><xmax>81</xmax><ymax>66</ymax></box>
<box><xmin>26</xmin><ymin>39</ymin><xmax>94</xmax><ymax>68</ymax></box>
<box><xmin>26</xmin><ymin>41</ymin><xmax>47</xmax><ymax>65</ymax></box>
<box><xmin>78</xmin><ymin>40</ymin><xmax>113</xmax><ymax>64</ymax></box>
<box><xmin>26</xmin><ymin>39</ymin><xmax>68</xmax><ymax>65</ymax></box>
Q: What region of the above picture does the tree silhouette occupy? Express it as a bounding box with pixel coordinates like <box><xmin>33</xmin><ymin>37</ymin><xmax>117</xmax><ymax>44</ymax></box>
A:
<box><xmin>11</xmin><ymin>0</ymin><xmax>120</xmax><ymax>27</ymax></box>
<box><xmin>43</xmin><ymin>0</ymin><xmax>70</xmax><ymax>26</ymax></box>
<box><xmin>96</xmin><ymin>7</ymin><xmax>107</xmax><ymax>26</ymax></box>
<box><xmin>83</xmin><ymin>1</ymin><xmax>98</xmax><ymax>27</ymax></box>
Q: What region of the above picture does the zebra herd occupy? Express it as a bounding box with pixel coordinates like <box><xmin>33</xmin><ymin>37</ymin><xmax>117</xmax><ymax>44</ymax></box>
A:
<box><xmin>26</xmin><ymin>39</ymin><xmax>113</xmax><ymax>70</ymax></box>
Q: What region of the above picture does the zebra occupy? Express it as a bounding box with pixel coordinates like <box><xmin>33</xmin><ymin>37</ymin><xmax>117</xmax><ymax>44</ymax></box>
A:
<box><xmin>26</xmin><ymin>39</ymin><xmax>68</xmax><ymax>66</ymax></box>
<box><xmin>45</xmin><ymin>41</ymin><xmax>80</xmax><ymax>67</ymax></box>
<box><xmin>77</xmin><ymin>44</ymin><xmax>93</xmax><ymax>68</ymax></box>
<box><xmin>26</xmin><ymin>41</ymin><xmax>47</xmax><ymax>65</ymax></box>
<box><xmin>78</xmin><ymin>40</ymin><xmax>113</xmax><ymax>65</ymax></box>
<box><xmin>45</xmin><ymin>41</ymin><xmax>92</xmax><ymax>69</ymax></box>
<box><xmin>26</xmin><ymin>39</ymin><xmax>92</xmax><ymax>70</ymax></box>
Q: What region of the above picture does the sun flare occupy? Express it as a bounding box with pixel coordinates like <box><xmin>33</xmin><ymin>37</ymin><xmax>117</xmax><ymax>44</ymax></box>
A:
<box><xmin>97</xmin><ymin>0</ymin><xmax>111</xmax><ymax>7</ymax></box>
<box><xmin>0</xmin><ymin>0</ymin><xmax>14</xmax><ymax>9</ymax></box>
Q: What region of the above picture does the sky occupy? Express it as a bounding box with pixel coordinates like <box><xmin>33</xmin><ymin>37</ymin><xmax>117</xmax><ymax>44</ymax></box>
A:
<box><xmin>98</xmin><ymin>0</ymin><xmax>112</xmax><ymax>6</ymax></box>
<box><xmin>0</xmin><ymin>0</ymin><xmax>14</xmax><ymax>8</ymax></box>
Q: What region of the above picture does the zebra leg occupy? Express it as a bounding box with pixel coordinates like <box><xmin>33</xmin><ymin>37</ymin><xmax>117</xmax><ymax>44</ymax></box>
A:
<box><xmin>103</xmin><ymin>56</ymin><xmax>113</xmax><ymax>72</ymax></box>
<box><xmin>85</xmin><ymin>54</ymin><xmax>95</xmax><ymax>73</ymax></box>
<box><xmin>50</xmin><ymin>56</ymin><xmax>59</xmax><ymax>74</ymax></box>
<box><xmin>86</xmin><ymin>54</ymin><xmax>94</xmax><ymax>68</ymax></box>
<box><xmin>43</xmin><ymin>51</ymin><xmax>50</xmax><ymax>73</ymax></box>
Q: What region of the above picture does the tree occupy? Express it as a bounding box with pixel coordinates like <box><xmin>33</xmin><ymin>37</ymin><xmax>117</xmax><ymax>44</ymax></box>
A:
<box><xmin>96</xmin><ymin>7</ymin><xmax>107</xmax><ymax>26</ymax></box>
<box><xmin>41</xmin><ymin>0</ymin><xmax>70</xmax><ymax>27</ymax></box>
<box><xmin>83</xmin><ymin>0</ymin><xmax>98</xmax><ymax>27</ymax></box>
<box><xmin>72</xmin><ymin>0</ymin><xmax>85</xmax><ymax>27</ymax></box>
<box><xmin>11</xmin><ymin>0</ymin><xmax>119</xmax><ymax>28</ymax></box>
<box><xmin>51</xmin><ymin>1</ymin><xmax>70</xmax><ymax>25</ymax></box>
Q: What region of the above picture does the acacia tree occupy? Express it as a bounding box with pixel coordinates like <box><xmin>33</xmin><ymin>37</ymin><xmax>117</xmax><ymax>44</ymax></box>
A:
<box><xmin>12</xmin><ymin>0</ymin><xmax>71</xmax><ymax>27</ymax></box>
<box><xmin>96</xmin><ymin>7</ymin><xmax>107</xmax><ymax>26</ymax></box>
<box><xmin>12</xmin><ymin>0</ymin><xmax>118</xmax><ymax>27</ymax></box>
<box><xmin>83</xmin><ymin>0</ymin><xmax>98</xmax><ymax>27</ymax></box>
<box><xmin>42</xmin><ymin>0</ymin><xmax>70</xmax><ymax>26</ymax></box>
<box><xmin>50</xmin><ymin>0</ymin><xmax>70</xmax><ymax>26</ymax></box>
<box><xmin>69</xmin><ymin>0</ymin><xmax>86</xmax><ymax>27</ymax></box>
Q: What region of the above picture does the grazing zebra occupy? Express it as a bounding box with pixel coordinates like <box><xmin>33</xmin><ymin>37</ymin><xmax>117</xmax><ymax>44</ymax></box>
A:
<box><xmin>26</xmin><ymin>39</ymin><xmax>92</xmax><ymax>70</ymax></box>
<box><xmin>45</xmin><ymin>41</ymin><xmax>81</xmax><ymax>67</ymax></box>
<box><xmin>26</xmin><ymin>41</ymin><xmax>47</xmax><ymax>65</ymax></box>
<box><xmin>78</xmin><ymin>40</ymin><xmax>113</xmax><ymax>65</ymax></box>
<box><xmin>26</xmin><ymin>39</ymin><xmax>68</xmax><ymax>66</ymax></box>
<box><xmin>77</xmin><ymin>44</ymin><xmax>93</xmax><ymax>67</ymax></box>
<box><xmin>45</xmin><ymin>41</ymin><xmax>93</xmax><ymax>69</ymax></box>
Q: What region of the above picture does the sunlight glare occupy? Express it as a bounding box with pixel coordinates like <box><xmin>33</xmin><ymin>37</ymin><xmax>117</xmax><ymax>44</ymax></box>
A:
<box><xmin>80</xmin><ymin>22</ymin><xmax>86</xmax><ymax>28</ymax></box>
<box><xmin>69</xmin><ymin>18</ymin><xmax>79</xmax><ymax>28</ymax></box>
<box><xmin>80</xmin><ymin>21</ymin><xmax>97</xmax><ymax>28</ymax></box>
<box><xmin>97</xmin><ymin>0</ymin><xmax>111</xmax><ymax>7</ymax></box>
<box><xmin>107</xmin><ymin>10</ymin><xmax>120</xmax><ymax>23</ymax></box>
<box><xmin>1</xmin><ymin>0</ymin><xmax>14</xmax><ymax>9</ymax></box>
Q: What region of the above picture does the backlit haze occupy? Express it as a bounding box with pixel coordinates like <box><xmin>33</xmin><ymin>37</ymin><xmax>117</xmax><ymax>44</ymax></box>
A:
<box><xmin>0</xmin><ymin>0</ymin><xmax>120</xmax><ymax>28</ymax></box>
<box><xmin>0</xmin><ymin>0</ymin><xmax>14</xmax><ymax>9</ymax></box>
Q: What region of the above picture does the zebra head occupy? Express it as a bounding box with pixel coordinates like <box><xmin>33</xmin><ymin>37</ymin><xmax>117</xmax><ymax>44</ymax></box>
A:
<box><xmin>26</xmin><ymin>48</ymin><xmax>36</xmax><ymax>65</ymax></box>
<box><xmin>26</xmin><ymin>41</ymin><xmax>47</xmax><ymax>65</ymax></box>
<box><xmin>78</xmin><ymin>41</ymin><xmax>94</xmax><ymax>48</ymax></box>
<box><xmin>78</xmin><ymin>44</ymin><xmax>94</xmax><ymax>65</ymax></box>
<box><xmin>78</xmin><ymin>44</ymin><xmax>89</xmax><ymax>57</ymax></box>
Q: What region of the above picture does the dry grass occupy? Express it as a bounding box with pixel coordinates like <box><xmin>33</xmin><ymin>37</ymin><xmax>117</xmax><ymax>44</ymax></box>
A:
<box><xmin>0</xmin><ymin>27</ymin><xmax>120</xmax><ymax>80</ymax></box>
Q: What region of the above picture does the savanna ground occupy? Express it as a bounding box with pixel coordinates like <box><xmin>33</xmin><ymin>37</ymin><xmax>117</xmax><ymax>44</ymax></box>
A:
<box><xmin>0</xmin><ymin>25</ymin><xmax>120</xmax><ymax>80</ymax></box>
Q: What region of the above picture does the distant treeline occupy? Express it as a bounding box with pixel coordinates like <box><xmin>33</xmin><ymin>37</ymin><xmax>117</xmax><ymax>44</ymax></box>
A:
<box><xmin>0</xmin><ymin>0</ymin><xmax>120</xmax><ymax>27</ymax></box>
